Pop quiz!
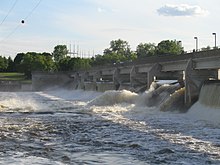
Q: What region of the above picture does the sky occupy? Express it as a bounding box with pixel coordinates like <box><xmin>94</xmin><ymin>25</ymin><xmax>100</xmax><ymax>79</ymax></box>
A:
<box><xmin>0</xmin><ymin>0</ymin><xmax>220</xmax><ymax>59</ymax></box>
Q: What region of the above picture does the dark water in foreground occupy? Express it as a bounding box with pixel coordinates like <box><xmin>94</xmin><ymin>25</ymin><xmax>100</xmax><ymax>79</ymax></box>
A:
<box><xmin>0</xmin><ymin>90</ymin><xmax>220</xmax><ymax>164</ymax></box>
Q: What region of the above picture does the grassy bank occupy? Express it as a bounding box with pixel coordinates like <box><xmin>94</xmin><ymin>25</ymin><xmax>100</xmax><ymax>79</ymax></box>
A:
<box><xmin>0</xmin><ymin>73</ymin><xmax>31</xmax><ymax>83</ymax></box>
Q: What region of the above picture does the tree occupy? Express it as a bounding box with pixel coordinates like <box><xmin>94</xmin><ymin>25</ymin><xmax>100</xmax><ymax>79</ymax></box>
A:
<box><xmin>14</xmin><ymin>52</ymin><xmax>55</xmax><ymax>78</ymax></box>
<box><xmin>56</xmin><ymin>56</ymin><xmax>71</xmax><ymax>71</ymax></box>
<box><xmin>7</xmin><ymin>57</ymin><xmax>15</xmax><ymax>72</ymax></box>
<box><xmin>109</xmin><ymin>39</ymin><xmax>130</xmax><ymax>53</ymax></box>
<box><xmin>104</xmin><ymin>39</ymin><xmax>134</xmax><ymax>60</ymax></box>
<box><xmin>201</xmin><ymin>46</ymin><xmax>211</xmax><ymax>51</ymax></box>
<box><xmin>56</xmin><ymin>57</ymin><xmax>91</xmax><ymax>71</ymax></box>
<box><xmin>136</xmin><ymin>43</ymin><xmax>156</xmax><ymax>58</ymax></box>
<box><xmin>91</xmin><ymin>55</ymin><xmax>104</xmax><ymax>66</ymax></box>
<box><xmin>42</xmin><ymin>52</ymin><xmax>52</xmax><ymax>57</ymax></box>
<box><xmin>18</xmin><ymin>53</ymin><xmax>33</xmax><ymax>78</ymax></box>
<box><xmin>156</xmin><ymin>40</ymin><xmax>183</xmax><ymax>55</ymax></box>
<box><xmin>52</xmin><ymin>45</ymin><xmax>68</xmax><ymax>62</ymax></box>
<box><xmin>14</xmin><ymin>53</ymin><xmax>25</xmax><ymax>71</ymax></box>
<box><xmin>44</xmin><ymin>55</ymin><xmax>55</xmax><ymax>71</ymax></box>
<box><xmin>0</xmin><ymin>56</ymin><xmax>8</xmax><ymax>71</ymax></box>
<box><xmin>109</xmin><ymin>39</ymin><xmax>131</xmax><ymax>57</ymax></box>
<box><xmin>91</xmin><ymin>39</ymin><xmax>137</xmax><ymax>66</ymax></box>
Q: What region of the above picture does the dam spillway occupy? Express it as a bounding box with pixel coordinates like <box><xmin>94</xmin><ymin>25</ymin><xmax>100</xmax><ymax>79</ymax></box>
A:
<box><xmin>32</xmin><ymin>49</ymin><xmax>220</xmax><ymax>107</ymax></box>
<box><xmin>199</xmin><ymin>80</ymin><xmax>220</xmax><ymax>108</ymax></box>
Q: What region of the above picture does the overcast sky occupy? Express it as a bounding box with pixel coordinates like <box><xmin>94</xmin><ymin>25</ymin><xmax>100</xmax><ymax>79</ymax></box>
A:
<box><xmin>0</xmin><ymin>0</ymin><xmax>219</xmax><ymax>58</ymax></box>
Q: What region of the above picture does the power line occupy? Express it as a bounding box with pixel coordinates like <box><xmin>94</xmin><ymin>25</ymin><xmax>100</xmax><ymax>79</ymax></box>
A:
<box><xmin>0</xmin><ymin>0</ymin><xmax>42</xmax><ymax>43</ymax></box>
<box><xmin>0</xmin><ymin>0</ymin><xmax>18</xmax><ymax>26</ymax></box>
<box><xmin>24</xmin><ymin>0</ymin><xmax>42</xmax><ymax>20</ymax></box>
<box><xmin>1</xmin><ymin>23</ymin><xmax>21</xmax><ymax>42</ymax></box>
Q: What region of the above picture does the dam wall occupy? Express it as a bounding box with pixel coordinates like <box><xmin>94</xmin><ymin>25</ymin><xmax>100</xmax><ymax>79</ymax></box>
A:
<box><xmin>31</xmin><ymin>49</ymin><xmax>220</xmax><ymax>106</ymax></box>
<box><xmin>0</xmin><ymin>81</ymin><xmax>32</xmax><ymax>92</ymax></box>
<box><xmin>32</xmin><ymin>71</ymin><xmax>73</xmax><ymax>91</ymax></box>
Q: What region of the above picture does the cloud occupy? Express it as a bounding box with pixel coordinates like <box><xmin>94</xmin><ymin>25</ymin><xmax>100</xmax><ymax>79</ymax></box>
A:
<box><xmin>157</xmin><ymin>4</ymin><xmax>209</xmax><ymax>17</ymax></box>
<box><xmin>97</xmin><ymin>7</ymin><xmax>106</xmax><ymax>13</ymax></box>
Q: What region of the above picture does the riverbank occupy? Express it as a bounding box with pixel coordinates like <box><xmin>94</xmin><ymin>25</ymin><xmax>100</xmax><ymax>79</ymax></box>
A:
<box><xmin>0</xmin><ymin>72</ymin><xmax>32</xmax><ymax>91</ymax></box>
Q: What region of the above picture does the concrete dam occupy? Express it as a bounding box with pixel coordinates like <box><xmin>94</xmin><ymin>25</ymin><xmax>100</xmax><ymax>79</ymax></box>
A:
<box><xmin>32</xmin><ymin>49</ymin><xmax>220</xmax><ymax>107</ymax></box>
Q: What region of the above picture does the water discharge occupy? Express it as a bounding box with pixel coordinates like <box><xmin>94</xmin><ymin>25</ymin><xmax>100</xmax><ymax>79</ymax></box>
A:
<box><xmin>0</xmin><ymin>83</ymin><xmax>220</xmax><ymax>164</ymax></box>
<box><xmin>199</xmin><ymin>81</ymin><xmax>220</xmax><ymax>108</ymax></box>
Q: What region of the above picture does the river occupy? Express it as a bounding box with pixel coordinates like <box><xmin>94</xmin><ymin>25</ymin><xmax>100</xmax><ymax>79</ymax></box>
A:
<box><xmin>0</xmin><ymin>88</ymin><xmax>220</xmax><ymax>164</ymax></box>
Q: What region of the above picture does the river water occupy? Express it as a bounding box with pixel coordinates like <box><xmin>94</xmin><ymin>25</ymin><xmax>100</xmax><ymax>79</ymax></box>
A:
<box><xmin>0</xmin><ymin>89</ymin><xmax>220</xmax><ymax>164</ymax></box>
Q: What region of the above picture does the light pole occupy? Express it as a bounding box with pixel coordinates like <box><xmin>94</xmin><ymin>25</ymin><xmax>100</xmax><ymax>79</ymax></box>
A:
<box><xmin>194</xmin><ymin>37</ymin><xmax>198</xmax><ymax>51</ymax></box>
<box><xmin>212</xmin><ymin>32</ymin><xmax>217</xmax><ymax>48</ymax></box>
<box><xmin>177</xmin><ymin>41</ymin><xmax>183</xmax><ymax>54</ymax></box>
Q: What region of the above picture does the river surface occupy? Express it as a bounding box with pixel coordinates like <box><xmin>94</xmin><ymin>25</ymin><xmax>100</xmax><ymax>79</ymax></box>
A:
<box><xmin>0</xmin><ymin>89</ymin><xmax>220</xmax><ymax>164</ymax></box>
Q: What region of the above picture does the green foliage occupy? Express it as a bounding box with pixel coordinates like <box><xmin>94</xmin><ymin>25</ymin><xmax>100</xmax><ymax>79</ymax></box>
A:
<box><xmin>91</xmin><ymin>55</ymin><xmax>105</xmax><ymax>66</ymax></box>
<box><xmin>0</xmin><ymin>56</ymin><xmax>8</xmax><ymax>71</ymax></box>
<box><xmin>136</xmin><ymin>43</ymin><xmax>156</xmax><ymax>58</ymax></box>
<box><xmin>201</xmin><ymin>46</ymin><xmax>211</xmax><ymax>51</ymax></box>
<box><xmin>7</xmin><ymin>57</ymin><xmax>15</xmax><ymax>72</ymax></box>
<box><xmin>7</xmin><ymin>44</ymin><xmax>92</xmax><ymax>77</ymax></box>
<box><xmin>56</xmin><ymin>57</ymin><xmax>71</xmax><ymax>71</ymax></box>
<box><xmin>52</xmin><ymin>45</ymin><xmax>68</xmax><ymax>62</ymax></box>
<box><xmin>92</xmin><ymin>39</ymin><xmax>136</xmax><ymax>66</ymax></box>
<box><xmin>0</xmin><ymin>73</ymin><xmax>26</xmax><ymax>81</ymax></box>
<box><xmin>14</xmin><ymin>52</ymin><xmax>55</xmax><ymax>78</ymax></box>
<box><xmin>56</xmin><ymin>57</ymin><xmax>91</xmax><ymax>71</ymax></box>
<box><xmin>44</xmin><ymin>55</ymin><xmax>56</xmax><ymax>71</ymax></box>
<box><xmin>106</xmin><ymin>39</ymin><xmax>133</xmax><ymax>59</ymax></box>
<box><xmin>156</xmin><ymin>40</ymin><xmax>183</xmax><ymax>55</ymax></box>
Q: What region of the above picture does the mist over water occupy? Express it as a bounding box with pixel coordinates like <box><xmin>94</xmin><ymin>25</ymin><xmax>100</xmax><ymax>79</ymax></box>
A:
<box><xmin>0</xmin><ymin>85</ymin><xmax>220</xmax><ymax>164</ymax></box>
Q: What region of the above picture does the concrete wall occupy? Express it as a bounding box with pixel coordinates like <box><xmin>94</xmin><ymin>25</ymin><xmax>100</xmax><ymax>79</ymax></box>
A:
<box><xmin>0</xmin><ymin>81</ymin><xmax>32</xmax><ymax>92</ymax></box>
<box><xmin>0</xmin><ymin>81</ymin><xmax>21</xmax><ymax>91</ymax></box>
<box><xmin>96</xmin><ymin>82</ymin><xmax>116</xmax><ymax>92</ymax></box>
<box><xmin>32</xmin><ymin>72</ymin><xmax>73</xmax><ymax>91</ymax></box>
<box><xmin>21</xmin><ymin>83</ymin><xmax>32</xmax><ymax>91</ymax></box>
<box><xmin>84</xmin><ymin>82</ymin><xmax>97</xmax><ymax>91</ymax></box>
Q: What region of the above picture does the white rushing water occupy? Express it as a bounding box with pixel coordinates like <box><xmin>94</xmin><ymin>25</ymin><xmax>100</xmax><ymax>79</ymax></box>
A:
<box><xmin>0</xmin><ymin>86</ymin><xmax>220</xmax><ymax>164</ymax></box>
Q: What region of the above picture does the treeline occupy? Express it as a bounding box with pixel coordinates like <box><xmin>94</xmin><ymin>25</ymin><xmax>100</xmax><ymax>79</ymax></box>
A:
<box><xmin>0</xmin><ymin>39</ymin><xmax>184</xmax><ymax>79</ymax></box>
<box><xmin>92</xmin><ymin>39</ymin><xmax>183</xmax><ymax>66</ymax></box>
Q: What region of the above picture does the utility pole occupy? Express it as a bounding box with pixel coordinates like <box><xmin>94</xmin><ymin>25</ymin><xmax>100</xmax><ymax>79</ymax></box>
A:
<box><xmin>194</xmin><ymin>37</ymin><xmax>198</xmax><ymax>51</ymax></box>
<box><xmin>212</xmin><ymin>33</ymin><xmax>217</xmax><ymax>48</ymax></box>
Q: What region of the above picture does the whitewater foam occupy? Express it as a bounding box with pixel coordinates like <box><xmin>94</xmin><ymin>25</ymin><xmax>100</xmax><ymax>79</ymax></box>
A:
<box><xmin>159</xmin><ymin>87</ymin><xmax>185</xmax><ymax>112</ymax></box>
<box><xmin>1</xmin><ymin>88</ymin><xmax>220</xmax><ymax>164</ymax></box>
<box><xmin>88</xmin><ymin>90</ymin><xmax>138</xmax><ymax>106</ymax></box>
<box><xmin>199</xmin><ymin>82</ymin><xmax>220</xmax><ymax>108</ymax></box>
<box><xmin>1</xmin><ymin>83</ymin><xmax>218</xmax><ymax>124</ymax></box>
<box><xmin>42</xmin><ymin>89</ymin><xmax>102</xmax><ymax>102</ymax></box>
<box><xmin>0</xmin><ymin>94</ymin><xmax>40</xmax><ymax>112</ymax></box>
<box><xmin>87</xmin><ymin>83</ymin><xmax>186</xmax><ymax>120</ymax></box>
<box><xmin>187</xmin><ymin>102</ymin><xmax>220</xmax><ymax>124</ymax></box>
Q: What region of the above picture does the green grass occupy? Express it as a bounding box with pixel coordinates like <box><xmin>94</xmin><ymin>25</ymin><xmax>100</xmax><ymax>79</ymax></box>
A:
<box><xmin>0</xmin><ymin>72</ymin><xmax>27</xmax><ymax>81</ymax></box>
